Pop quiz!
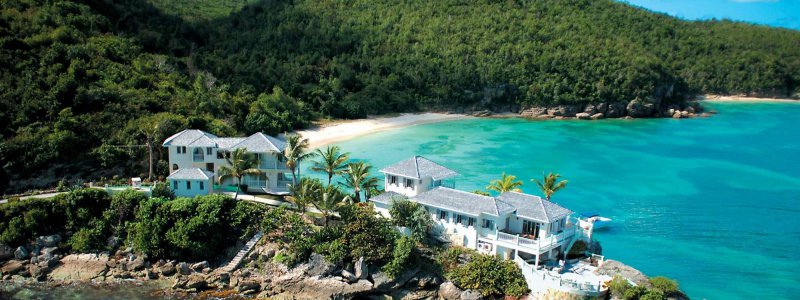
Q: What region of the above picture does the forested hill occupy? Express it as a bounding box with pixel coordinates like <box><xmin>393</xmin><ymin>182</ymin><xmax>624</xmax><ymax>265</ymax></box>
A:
<box><xmin>1</xmin><ymin>0</ymin><xmax>799</xmax><ymax>193</ymax></box>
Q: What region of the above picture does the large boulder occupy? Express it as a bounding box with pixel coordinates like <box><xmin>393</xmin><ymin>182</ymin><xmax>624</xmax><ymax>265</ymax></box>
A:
<box><xmin>354</xmin><ymin>257</ymin><xmax>368</xmax><ymax>280</ymax></box>
<box><xmin>0</xmin><ymin>244</ymin><xmax>13</xmax><ymax>261</ymax></box>
<box><xmin>575</xmin><ymin>112</ymin><xmax>591</xmax><ymax>120</ymax></box>
<box><xmin>126</xmin><ymin>258</ymin><xmax>145</xmax><ymax>271</ymax></box>
<box><xmin>595</xmin><ymin>259</ymin><xmax>649</xmax><ymax>286</ymax></box>
<box><xmin>14</xmin><ymin>247</ymin><xmax>29</xmax><ymax>260</ymax></box>
<box><xmin>36</xmin><ymin>235</ymin><xmax>61</xmax><ymax>248</ymax></box>
<box><xmin>520</xmin><ymin>107</ymin><xmax>548</xmax><ymax>118</ymax></box>
<box><xmin>626</xmin><ymin>100</ymin><xmax>655</xmax><ymax>118</ymax></box>
<box><xmin>371</xmin><ymin>271</ymin><xmax>394</xmax><ymax>292</ymax></box>
<box><xmin>237</xmin><ymin>280</ymin><xmax>261</xmax><ymax>293</ymax></box>
<box><xmin>606</xmin><ymin>102</ymin><xmax>627</xmax><ymax>118</ymax></box>
<box><xmin>177</xmin><ymin>262</ymin><xmax>191</xmax><ymax>275</ymax></box>
<box><xmin>48</xmin><ymin>254</ymin><xmax>108</xmax><ymax>281</ymax></box>
<box><xmin>185</xmin><ymin>274</ymin><xmax>208</xmax><ymax>290</ymax></box>
<box><xmin>302</xmin><ymin>253</ymin><xmax>336</xmax><ymax>277</ymax></box>
<box><xmin>590</xmin><ymin>113</ymin><xmax>605</xmax><ymax>120</ymax></box>
<box><xmin>547</xmin><ymin>105</ymin><xmax>580</xmax><ymax>117</ymax></box>
<box><xmin>596</xmin><ymin>103</ymin><xmax>609</xmax><ymax>114</ymax></box>
<box><xmin>160</xmin><ymin>262</ymin><xmax>177</xmax><ymax>276</ymax></box>
<box><xmin>1</xmin><ymin>261</ymin><xmax>25</xmax><ymax>275</ymax></box>
<box><xmin>438</xmin><ymin>281</ymin><xmax>464</xmax><ymax>300</ymax></box>
<box><xmin>461</xmin><ymin>289</ymin><xmax>483</xmax><ymax>300</ymax></box>
<box><xmin>340</xmin><ymin>270</ymin><xmax>357</xmax><ymax>283</ymax></box>
<box><xmin>191</xmin><ymin>261</ymin><xmax>209</xmax><ymax>272</ymax></box>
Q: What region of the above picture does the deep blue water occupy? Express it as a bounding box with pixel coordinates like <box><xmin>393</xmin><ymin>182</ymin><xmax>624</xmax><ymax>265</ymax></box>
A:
<box><xmin>317</xmin><ymin>102</ymin><xmax>800</xmax><ymax>299</ymax></box>
<box><xmin>621</xmin><ymin>0</ymin><xmax>800</xmax><ymax>30</ymax></box>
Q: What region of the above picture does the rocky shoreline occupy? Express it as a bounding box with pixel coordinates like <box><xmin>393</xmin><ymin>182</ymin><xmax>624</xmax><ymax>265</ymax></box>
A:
<box><xmin>469</xmin><ymin>100</ymin><xmax>709</xmax><ymax>120</ymax></box>
<box><xmin>1</xmin><ymin>235</ymin><xmax>686</xmax><ymax>300</ymax></box>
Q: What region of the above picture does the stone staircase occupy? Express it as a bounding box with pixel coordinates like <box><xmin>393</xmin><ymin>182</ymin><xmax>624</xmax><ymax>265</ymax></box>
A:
<box><xmin>222</xmin><ymin>231</ymin><xmax>263</xmax><ymax>272</ymax></box>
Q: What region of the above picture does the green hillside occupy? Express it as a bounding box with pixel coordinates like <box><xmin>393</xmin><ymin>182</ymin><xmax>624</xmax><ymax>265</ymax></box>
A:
<box><xmin>1</xmin><ymin>0</ymin><xmax>798</xmax><ymax>193</ymax></box>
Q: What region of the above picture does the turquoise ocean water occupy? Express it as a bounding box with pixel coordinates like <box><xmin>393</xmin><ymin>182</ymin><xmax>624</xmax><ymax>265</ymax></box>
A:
<box><xmin>314</xmin><ymin>102</ymin><xmax>800</xmax><ymax>299</ymax></box>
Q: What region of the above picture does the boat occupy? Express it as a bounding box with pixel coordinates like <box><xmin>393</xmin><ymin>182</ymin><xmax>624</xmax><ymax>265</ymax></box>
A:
<box><xmin>578</xmin><ymin>212</ymin><xmax>612</xmax><ymax>230</ymax></box>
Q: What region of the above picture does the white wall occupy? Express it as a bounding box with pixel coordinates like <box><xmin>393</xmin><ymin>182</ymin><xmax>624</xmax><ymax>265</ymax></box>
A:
<box><xmin>170</xmin><ymin>178</ymin><xmax>213</xmax><ymax>197</ymax></box>
<box><xmin>384</xmin><ymin>174</ymin><xmax>432</xmax><ymax>197</ymax></box>
<box><xmin>167</xmin><ymin>145</ymin><xmax>289</xmax><ymax>192</ymax></box>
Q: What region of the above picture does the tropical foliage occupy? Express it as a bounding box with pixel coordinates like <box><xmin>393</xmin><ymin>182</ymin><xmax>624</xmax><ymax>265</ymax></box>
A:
<box><xmin>487</xmin><ymin>172</ymin><xmax>524</xmax><ymax>194</ymax></box>
<box><xmin>341</xmin><ymin>161</ymin><xmax>379</xmax><ymax>202</ymax></box>
<box><xmin>281</xmin><ymin>134</ymin><xmax>315</xmax><ymax>186</ymax></box>
<box><xmin>1</xmin><ymin>0</ymin><xmax>799</xmax><ymax>193</ymax></box>
<box><xmin>218</xmin><ymin>148</ymin><xmax>260</xmax><ymax>199</ymax></box>
<box><xmin>389</xmin><ymin>197</ymin><xmax>433</xmax><ymax>242</ymax></box>
<box><xmin>311</xmin><ymin>145</ymin><xmax>350</xmax><ymax>185</ymax></box>
<box><xmin>447</xmin><ymin>253</ymin><xmax>529</xmax><ymax>298</ymax></box>
<box><xmin>0</xmin><ymin>189</ymin><xmax>263</xmax><ymax>260</ymax></box>
<box><xmin>533</xmin><ymin>172</ymin><xmax>568</xmax><ymax>201</ymax></box>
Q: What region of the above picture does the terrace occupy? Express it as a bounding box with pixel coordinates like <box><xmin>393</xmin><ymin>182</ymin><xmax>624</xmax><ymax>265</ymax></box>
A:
<box><xmin>515</xmin><ymin>253</ymin><xmax>611</xmax><ymax>297</ymax></box>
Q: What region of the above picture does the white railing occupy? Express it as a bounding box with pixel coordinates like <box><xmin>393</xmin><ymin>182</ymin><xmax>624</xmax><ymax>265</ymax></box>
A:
<box><xmin>493</xmin><ymin>226</ymin><xmax>576</xmax><ymax>252</ymax></box>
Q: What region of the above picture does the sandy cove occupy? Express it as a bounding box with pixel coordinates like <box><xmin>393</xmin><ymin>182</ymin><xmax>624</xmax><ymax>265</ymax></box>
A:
<box><xmin>297</xmin><ymin>113</ymin><xmax>471</xmax><ymax>149</ymax></box>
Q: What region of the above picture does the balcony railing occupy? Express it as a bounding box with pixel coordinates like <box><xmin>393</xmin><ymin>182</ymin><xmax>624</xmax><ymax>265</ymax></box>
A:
<box><xmin>193</xmin><ymin>153</ymin><xmax>204</xmax><ymax>162</ymax></box>
<box><xmin>491</xmin><ymin>226</ymin><xmax>576</xmax><ymax>252</ymax></box>
<box><xmin>259</xmin><ymin>161</ymin><xmax>289</xmax><ymax>170</ymax></box>
<box><xmin>513</xmin><ymin>253</ymin><xmax>607</xmax><ymax>295</ymax></box>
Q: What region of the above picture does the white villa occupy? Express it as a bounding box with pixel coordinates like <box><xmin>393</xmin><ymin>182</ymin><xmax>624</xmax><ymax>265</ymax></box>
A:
<box><xmin>370</xmin><ymin>156</ymin><xmax>610</xmax><ymax>297</ymax></box>
<box><xmin>162</xmin><ymin>129</ymin><xmax>293</xmax><ymax>196</ymax></box>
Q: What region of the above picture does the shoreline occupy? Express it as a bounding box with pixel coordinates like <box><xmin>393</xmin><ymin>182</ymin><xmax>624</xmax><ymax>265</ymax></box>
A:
<box><xmin>296</xmin><ymin>112</ymin><xmax>471</xmax><ymax>149</ymax></box>
<box><xmin>700</xmin><ymin>94</ymin><xmax>799</xmax><ymax>103</ymax></box>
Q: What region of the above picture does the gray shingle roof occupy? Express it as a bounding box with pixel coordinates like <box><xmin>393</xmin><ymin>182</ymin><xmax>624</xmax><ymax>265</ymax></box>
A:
<box><xmin>495</xmin><ymin>192</ymin><xmax>572</xmax><ymax>223</ymax></box>
<box><xmin>228</xmin><ymin>132</ymin><xmax>286</xmax><ymax>153</ymax></box>
<box><xmin>162</xmin><ymin>130</ymin><xmax>219</xmax><ymax>146</ymax></box>
<box><xmin>162</xmin><ymin>130</ymin><xmax>285</xmax><ymax>153</ymax></box>
<box><xmin>379</xmin><ymin>156</ymin><xmax>459</xmax><ymax>180</ymax></box>
<box><xmin>412</xmin><ymin>187</ymin><xmax>515</xmax><ymax>217</ymax></box>
<box><xmin>167</xmin><ymin>168</ymin><xmax>214</xmax><ymax>180</ymax></box>
<box><xmin>369</xmin><ymin>191</ymin><xmax>406</xmax><ymax>205</ymax></box>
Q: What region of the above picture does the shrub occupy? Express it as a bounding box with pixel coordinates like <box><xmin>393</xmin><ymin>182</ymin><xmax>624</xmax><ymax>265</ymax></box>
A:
<box><xmin>438</xmin><ymin>247</ymin><xmax>472</xmax><ymax>273</ymax></box>
<box><xmin>150</xmin><ymin>182</ymin><xmax>175</xmax><ymax>199</ymax></box>
<box><xmin>383</xmin><ymin>236</ymin><xmax>414</xmax><ymax>278</ymax></box>
<box><xmin>448</xmin><ymin>254</ymin><xmax>529</xmax><ymax>298</ymax></box>
<box><xmin>338</xmin><ymin>204</ymin><xmax>397</xmax><ymax>264</ymax></box>
<box><xmin>389</xmin><ymin>198</ymin><xmax>432</xmax><ymax>242</ymax></box>
<box><xmin>609</xmin><ymin>275</ymin><xmax>632</xmax><ymax>299</ymax></box>
<box><xmin>649</xmin><ymin>276</ymin><xmax>679</xmax><ymax>294</ymax></box>
<box><xmin>623</xmin><ymin>285</ymin><xmax>648</xmax><ymax>300</ymax></box>
<box><xmin>640</xmin><ymin>289</ymin><xmax>665</xmax><ymax>300</ymax></box>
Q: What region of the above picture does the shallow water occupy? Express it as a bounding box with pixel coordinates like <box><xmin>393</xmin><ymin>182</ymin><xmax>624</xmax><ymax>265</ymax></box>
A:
<box><xmin>318</xmin><ymin>102</ymin><xmax>800</xmax><ymax>299</ymax></box>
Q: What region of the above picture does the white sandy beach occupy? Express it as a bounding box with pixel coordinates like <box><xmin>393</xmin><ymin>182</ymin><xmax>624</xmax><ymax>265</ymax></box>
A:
<box><xmin>701</xmin><ymin>94</ymin><xmax>799</xmax><ymax>103</ymax></box>
<box><xmin>297</xmin><ymin>113</ymin><xmax>470</xmax><ymax>149</ymax></box>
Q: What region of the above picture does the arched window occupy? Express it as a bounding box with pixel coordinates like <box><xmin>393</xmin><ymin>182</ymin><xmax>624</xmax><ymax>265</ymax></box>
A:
<box><xmin>172</xmin><ymin>164</ymin><xmax>179</xmax><ymax>171</ymax></box>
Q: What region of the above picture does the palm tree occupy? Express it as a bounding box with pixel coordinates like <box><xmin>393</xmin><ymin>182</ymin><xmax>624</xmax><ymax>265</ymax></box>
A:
<box><xmin>281</xmin><ymin>134</ymin><xmax>316</xmax><ymax>186</ymax></box>
<box><xmin>289</xmin><ymin>177</ymin><xmax>323</xmax><ymax>215</ymax></box>
<box><xmin>340</xmin><ymin>161</ymin><xmax>375</xmax><ymax>203</ymax></box>
<box><xmin>487</xmin><ymin>172</ymin><xmax>524</xmax><ymax>193</ymax></box>
<box><xmin>311</xmin><ymin>145</ymin><xmax>350</xmax><ymax>185</ymax></box>
<box><xmin>217</xmin><ymin>148</ymin><xmax>261</xmax><ymax>200</ymax></box>
<box><xmin>313</xmin><ymin>185</ymin><xmax>350</xmax><ymax>225</ymax></box>
<box><xmin>360</xmin><ymin>176</ymin><xmax>379</xmax><ymax>201</ymax></box>
<box><xmin>533</xmin><ymin>172</ymin><xmax>568</xmax><ymax>201</ymax></box>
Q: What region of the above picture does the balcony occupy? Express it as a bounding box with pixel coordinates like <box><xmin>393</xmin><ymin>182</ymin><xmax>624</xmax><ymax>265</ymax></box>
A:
<box><xmin>258</xmin><ymin>160</ymin><xmax>289</xmax><ymax>170</ymax></box>
<box><xmin>482</xmin><ymin>226</ymin><xmax>576</xmax><ymax>253</ymax></box>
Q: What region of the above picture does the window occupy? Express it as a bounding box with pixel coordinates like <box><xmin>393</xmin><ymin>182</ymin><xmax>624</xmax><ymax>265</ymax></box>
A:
<box><xmin>186</xmin><ymin>181</ymin><xmax>191</xmax><ymax>189</ymax></box>
<box><xmin>172</xmin><ymin>180</ymin><xmax>178</xmax><ymax>189</ymax></box>
<box><xmin>482</xmin><ymin>219</ymin><xmax>495</xmax><ymax>229</ymax></box>
<box><xmin>179</xmin><ymin>146</ymin><xmax>186</xmax><ymax>154</ymax></box>
<box><xmin>199</xmin><ymin>181</ymin><xmax>204</xmax><ymax>190</ymax></box>
<box><xmin>404</xmin><ymin>178</ymin><xmax>414</xmax><ymax>188</ymax></box>
<box><xmin>206</xmin><ymin>163</ymin><xmax>214</xmax><ymax>172</ymax></box>
<box><xmin>172</xmin><ymin>164</ymin><xmax>179</xmax><ymax>171</ymax></box>
<box><xmin>389</xmin><ymin>176</ymin><xmax>397</xmax><ymax>185</ymax></box>
<box><xmin>467</xmin><ymin>217</ymin><xmax>476</xmax><ymax>227</ymax></box>
<box><xmin>217</xmin><ymin>151</ymin><xmax>224</xmax><ymax>159</ymax></box>
<box><xmin>206</xmin><ymin>147</ymin><xmax>212</xmax><ymax>155</ymax></box>
<box><xmin>438</xmin><ymin>210</ymin><xmax>448</xmax><ymax>221</ymax></box>
<box><xmin>456</xmin><ymin>214</ymin><xmax>463</xmax><ymax>225</ymax></box>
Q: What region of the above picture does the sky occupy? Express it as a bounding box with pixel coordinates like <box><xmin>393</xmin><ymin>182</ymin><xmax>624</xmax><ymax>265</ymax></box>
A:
<box><xmin>620</xmin><ymin>0</ymin><xmax>800</xmax><ymax>30</ymax></box>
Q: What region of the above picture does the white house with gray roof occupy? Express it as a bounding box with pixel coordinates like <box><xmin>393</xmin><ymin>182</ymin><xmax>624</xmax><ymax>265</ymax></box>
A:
<box><xmin>370</xmin><ymin>156</ymin><xmax>581</xmax><ymax>269</ymax></box>
<box><xmin>162</xmin><ymin>129</ymin><xmax>292</xmax><ymax>196</ymax></box>
<box><xmin>167</xmin><ymin>168</ymin><xmax>214</xmax><ymax>197</ymax></box>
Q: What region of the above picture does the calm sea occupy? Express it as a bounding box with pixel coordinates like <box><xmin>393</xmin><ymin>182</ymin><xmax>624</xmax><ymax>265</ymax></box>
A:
<box><xmin>320</xmin><ymin>101</ymin><xmax>800</xmax><ymax>299</ymax></box>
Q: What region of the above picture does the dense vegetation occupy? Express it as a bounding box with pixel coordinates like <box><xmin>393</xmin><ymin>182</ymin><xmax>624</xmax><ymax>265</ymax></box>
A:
<box><xmin>2</xmin><ymin>0</ymin><xmax>799</xmax><ymax>193</ymax></box>
<box><xmin>0</xmin><ymin>189</ymin><xmax>264</xmax><ymax>261</ymax></box>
